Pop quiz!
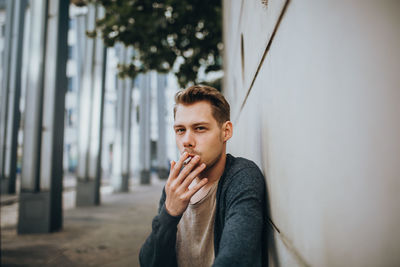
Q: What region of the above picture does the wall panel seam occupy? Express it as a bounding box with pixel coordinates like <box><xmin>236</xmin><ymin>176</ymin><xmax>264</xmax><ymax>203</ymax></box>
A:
<box><xmin>235</xmin><ymin>0</ymin><xmax>290</xmax><ymax>123</ymax></box>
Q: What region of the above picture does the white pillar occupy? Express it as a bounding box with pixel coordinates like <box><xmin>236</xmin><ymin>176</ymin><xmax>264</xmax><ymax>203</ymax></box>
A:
<box><xmin>0</xmin><ymin>0</ymin><xmax>15</xmax><ymax>193</ymax></box>
<box><xmin>74</xmin><ymin>13</ymin><xmax>86</xmax><ymax>91</ymax></box>
<box><xmin>76</xmin><ymin>4</ymin><xmax>107</xmax><ymax>206</ymax></box>
<box><xmin>0</xmin><ymin>0</ymin><xmax>27</xmax><ymax>194</ymax></box>
<box><xmin>112</xmin><ymin>44</ymin><xmax>133</xmax><ymax>192</ymax></box>
<box><xmin>139</xmin><ymin>73</ymin><xmax>152</xmax><ymax>184</ymax></box>
<box><xmin>18</xmin><ymin>0</ymin><xmax>69</xmax><ymax>234</ymax></box>
<box><xmin>20</xmin><ymin>0</ymin><xmax>49</xmax><ymax>192</ymax></box>
<box><xmin>156</xmin><ymin>74</ymin><xmax>169</xmax><ymax>179</ymax></box>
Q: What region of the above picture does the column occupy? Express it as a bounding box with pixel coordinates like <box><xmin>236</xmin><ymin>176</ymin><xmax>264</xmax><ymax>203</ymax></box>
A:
<box><xmin>0</xmin><ymin>0</ymin><xmax>14</xmax><ymax>193</ymax></box>
<box><xmin>18</xmin><ymin>0</ymin><xmax>69</xmax><ymax>234</ymax></box>
<box><xmin>156</xmin><ymin>74</ymin><xmax>169</xmax><ymax>179</ymax></box>
<box><xmin>74</xmin><ymin>13</ymin><xmax>86</xmax><ymax>90</ymax></box>
<box><xmin>4</xmin><ymin>0</ymin><xmax>27</xmax><ymax>194</ymax></box>
<box><xmin>139</xmin><ymin>73</ymin><xmax>152</xmax><ymax>184</ymax></box>
<box><xmin>75</xmin><ymin>4</ymin><xmax>107</xmax><ymax>206</ymax></box>
<box><xmin>111</xmin><ymin>45</ymin><xmax>133</xmax><ymax>192</ymax></box>
<box><xmin>121</xmin><ymin>70</ymin><xmax>133</xmax><ymax>190</ymax></box>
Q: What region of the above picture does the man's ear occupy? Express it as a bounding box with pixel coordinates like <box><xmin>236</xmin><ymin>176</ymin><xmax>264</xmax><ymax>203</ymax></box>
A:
<box><xmin>222</xmin><ymin>121</ymin><xmax>233</xmax><ymax>142</ymax></box>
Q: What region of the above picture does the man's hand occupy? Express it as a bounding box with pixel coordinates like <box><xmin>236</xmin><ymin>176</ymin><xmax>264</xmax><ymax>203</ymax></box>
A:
<box><xmin>165</xmin><ymin>152</ymin><xmax>208</xmax><ymax>216</ymax></box>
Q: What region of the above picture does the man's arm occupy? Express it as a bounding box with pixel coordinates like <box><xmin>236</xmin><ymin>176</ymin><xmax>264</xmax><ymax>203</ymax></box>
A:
<box><xmin>139</xmin><ymin>188</ymin><xmax>181</xmax><ymax>267</ymax></box>
<box><xmin>213</xmin><ymin>167</ymin><xmax>266</xmax><ymax>267</ymax></box>
<box><xmin>139</xmin><ymin>152</ymin><xmax>209</xmax><ymax>267</ymax></box>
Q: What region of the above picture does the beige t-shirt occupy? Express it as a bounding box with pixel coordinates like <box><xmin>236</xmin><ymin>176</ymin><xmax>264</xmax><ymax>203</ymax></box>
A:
<box><xmin>176</xmin><ymin>181</ymin><xmax>219</xmax><ymax>267</ymax></box>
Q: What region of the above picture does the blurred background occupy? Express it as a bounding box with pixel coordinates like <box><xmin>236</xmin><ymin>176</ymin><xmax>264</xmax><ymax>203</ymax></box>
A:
<box><xmin>1</xmin><ymin>0</ymin><xmax>400</xmax><ymax>266</ymax></box>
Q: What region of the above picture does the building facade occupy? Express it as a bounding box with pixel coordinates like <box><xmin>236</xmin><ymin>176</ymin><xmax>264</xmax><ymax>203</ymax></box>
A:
<box><xmin>223</xmin><ymin>1</ymin><xmax>400</xmax><ymax>266</ymax></box>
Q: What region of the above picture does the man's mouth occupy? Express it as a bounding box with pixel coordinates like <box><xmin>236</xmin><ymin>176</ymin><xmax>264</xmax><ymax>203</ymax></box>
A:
<box><xmin>182</xmin><ymin>150</ymin><xmax>196</xmax><ymax>157</ymax></box>
<box><xmin>182</xmin><ymin>151</ymin><xmax>197</xmax><ymax>166</ymax></box>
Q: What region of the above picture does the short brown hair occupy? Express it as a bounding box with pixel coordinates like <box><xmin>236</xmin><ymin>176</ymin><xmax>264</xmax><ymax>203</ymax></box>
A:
<box><xmin>174</xmin><ymin>85</ymin><xmax>230</xmax><ymax>125</ymax></box>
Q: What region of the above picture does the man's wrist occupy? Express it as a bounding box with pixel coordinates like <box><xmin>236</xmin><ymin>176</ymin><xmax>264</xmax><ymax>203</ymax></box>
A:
<box><xmin>158</xmin><ymin>205</ymin><xmax>182</xmax><ymax>227</ymax></box>
<box><xmin>165</xmin><ymin>204</ymin><xmax>181</xmax><ymax>217</ymax></box>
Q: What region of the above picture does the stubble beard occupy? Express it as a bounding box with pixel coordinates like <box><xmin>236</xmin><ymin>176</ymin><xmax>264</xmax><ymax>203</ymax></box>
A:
<box><xmin>199</xmin><ymin>151</ymin><xmax>223</xmax><ymax>179</ymax></box>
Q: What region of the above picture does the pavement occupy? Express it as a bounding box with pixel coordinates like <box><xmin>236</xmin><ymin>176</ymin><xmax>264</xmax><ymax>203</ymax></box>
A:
<box><xmin>0</xmin><ymin>175</ymin><xmax>165</xmax><ymax>267</ymax></box>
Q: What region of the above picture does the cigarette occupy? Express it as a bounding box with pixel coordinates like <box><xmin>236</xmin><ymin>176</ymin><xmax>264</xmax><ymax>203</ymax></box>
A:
<box><xmin>183</xmin><ymin>156</ymin><xmax>192</xmax><ymax>166</ymax></box>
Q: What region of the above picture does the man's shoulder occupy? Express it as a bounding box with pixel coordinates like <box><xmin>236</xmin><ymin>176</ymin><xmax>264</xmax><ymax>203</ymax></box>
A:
<box><xmin>225</xmin><ymin>154</ymin><xmax>263</xmax><ymax>175</ymax></box>
<box><xmin>223</xmin><ymin>154</ymin><xmax>265</xmax><ymax>186</ymax></box>
<box><xmin>226</xmin><ymin>153</ymin><xmax>259</xmax><ymax>169</ymax></box>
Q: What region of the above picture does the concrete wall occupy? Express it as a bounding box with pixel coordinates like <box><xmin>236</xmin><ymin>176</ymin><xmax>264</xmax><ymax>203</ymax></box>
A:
<box><xmin>223</xmin><ymin>1</ymin><xmax>400</xmax><ymax>266</ymax></box>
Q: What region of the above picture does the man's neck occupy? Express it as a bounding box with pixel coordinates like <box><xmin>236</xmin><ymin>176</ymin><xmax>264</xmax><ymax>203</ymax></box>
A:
<box><xmin>190</xmin><ymin>151</ymin><xmax>226</xmax><ymax>204</ymax></box>
<box><xmin>200</xmin><ymin>151</ymin><xmax>227</xmax><ymax>184</ymax></box>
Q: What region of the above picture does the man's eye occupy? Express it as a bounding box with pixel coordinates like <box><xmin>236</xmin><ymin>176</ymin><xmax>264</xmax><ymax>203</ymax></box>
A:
<box><xmin>196</xmin><ymin>126</ymin><xmax>206</xmax><ymax>131</ymax></box>
<box><xmin>175</xmin><ymin>129</ymin><xmax>185</xmax><ymax>134</ymax></box>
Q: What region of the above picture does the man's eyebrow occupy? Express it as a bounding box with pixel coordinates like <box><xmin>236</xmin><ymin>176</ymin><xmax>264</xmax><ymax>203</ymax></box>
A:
<box><xmin>173</xmin><ymin>122</ymin><xmax>211</xmax><ymax>128</ymax></box>
<box><xmin>173</xmin><ymin>124</ymin><xmax>184</xmax><ymax>128</ymax></box>
<box><xmin>192</xmin><ymin>122</ymin><xmax>210</xmax><ymax>127</ymax></box>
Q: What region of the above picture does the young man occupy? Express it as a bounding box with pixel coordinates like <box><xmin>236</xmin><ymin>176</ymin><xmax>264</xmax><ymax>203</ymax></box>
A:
<box><xmin>139</xmin><ymin>85</ymin><xmax>267</xmax><ymax>266</ymax></box>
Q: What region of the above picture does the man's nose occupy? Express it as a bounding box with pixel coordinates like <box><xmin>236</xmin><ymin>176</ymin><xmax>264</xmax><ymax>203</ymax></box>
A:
<box><xmin>182</xmin><ymin>131</ymin><xmax>195</xmax><ymax>148</ymax></box>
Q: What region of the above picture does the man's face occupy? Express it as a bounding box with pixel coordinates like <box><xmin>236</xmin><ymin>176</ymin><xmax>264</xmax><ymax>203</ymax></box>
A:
<box><xmin>174</xmin><ymin>101</ymin><xmax>230</xmax><ymax>170</ymax></box>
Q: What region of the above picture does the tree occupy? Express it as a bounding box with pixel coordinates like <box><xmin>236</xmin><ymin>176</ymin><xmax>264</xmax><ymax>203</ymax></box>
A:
<box><xmin>87</xmin><ymin>0</ymin><xmax>223</xmax><ymax>89</ymax></box>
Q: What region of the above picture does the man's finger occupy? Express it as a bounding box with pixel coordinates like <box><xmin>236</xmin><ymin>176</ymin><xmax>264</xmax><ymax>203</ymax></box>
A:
<box><xmin>166</xmin><ymin>160</ymin><xmax>176</xmax><ymax>185</ymax></box>
<box><xmin>175</xmin><ymin>155</ymin><xmax>200</xmax><ymax>185</ymax></box>
<box><xmin>179</xmin><ymin>163</ymin><xmax>206</xmax><ymax>190</ymax></box>
<box><xmin>184</xmin><ymin>178</ymin><xmax>208</xmax><ymax>199</ymax></box>
<box><xmin>170</xmin><ymin>161</ymin><xmax>176</xmax><ymax>172</ymax></box>
<box><xmin>169</xmin><ymin>152</ymin><xmax>189</xmax><ymax>179</ymax></box>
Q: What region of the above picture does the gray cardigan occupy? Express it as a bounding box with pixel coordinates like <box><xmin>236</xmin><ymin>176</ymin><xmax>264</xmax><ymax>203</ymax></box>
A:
<box><xmin>139</xmin><ymin>154</ymin><xmax>267</xmax><ymax>267</ymax></box>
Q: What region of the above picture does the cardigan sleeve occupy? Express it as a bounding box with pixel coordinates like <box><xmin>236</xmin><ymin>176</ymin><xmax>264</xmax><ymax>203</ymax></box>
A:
<box><xmin>213</xmin><ymin>167</ymin><xmax>266</xmax><ymax>267</ymax></box>
<box><xmin>139</xmin><ymin>187</ymin><xmax>181</xmax><ymax>267</ymax></box>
